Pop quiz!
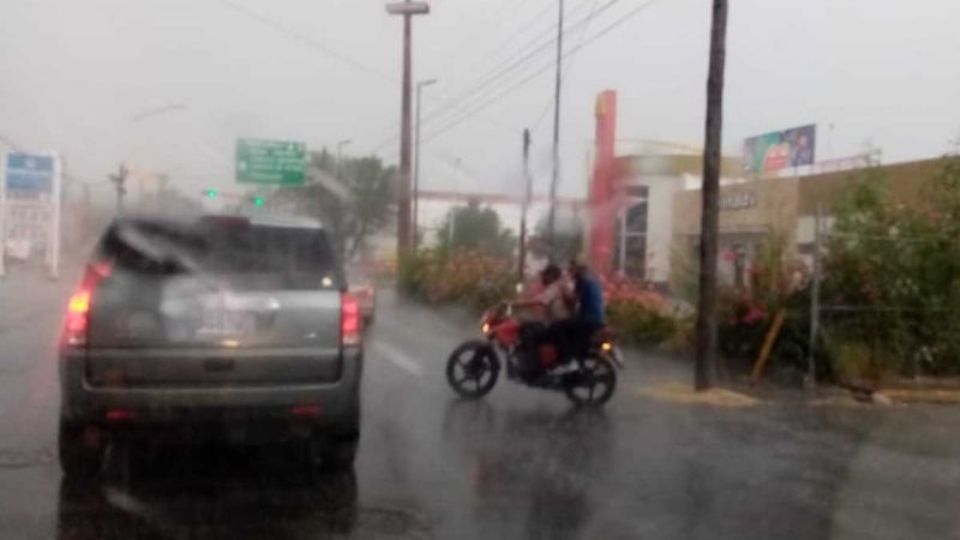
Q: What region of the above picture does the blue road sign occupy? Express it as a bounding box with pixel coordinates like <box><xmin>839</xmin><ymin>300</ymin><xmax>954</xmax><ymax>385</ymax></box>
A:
<box><xmin>6</xmin><ymin>153</ymin><xmax>55</xmax><ymax>193</ymax></box>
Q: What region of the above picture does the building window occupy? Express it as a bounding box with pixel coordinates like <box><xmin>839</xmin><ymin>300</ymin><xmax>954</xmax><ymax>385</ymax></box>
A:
<box><xmin>619</xmin><ymin>186</ymin><xmax>649</xmax><ymax>279</ymax></box>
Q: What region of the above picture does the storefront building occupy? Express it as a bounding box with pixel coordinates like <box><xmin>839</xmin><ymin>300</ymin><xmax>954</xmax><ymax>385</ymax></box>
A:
<box><xmin>587</xmin><ymin>90</ymin><xmax>741</xmax><ymax>284</ymax></box>
<box><xmin>671</xmin><ymin>157</ymin><xmax>945</xmax><ymax>289</ymax></box>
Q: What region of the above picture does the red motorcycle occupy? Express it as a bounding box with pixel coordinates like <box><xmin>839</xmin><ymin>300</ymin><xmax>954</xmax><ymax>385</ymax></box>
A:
<box><xmin>445</xmin><ymin>303</ymin><xmax>623</xmax><ymax>405</ymax></box>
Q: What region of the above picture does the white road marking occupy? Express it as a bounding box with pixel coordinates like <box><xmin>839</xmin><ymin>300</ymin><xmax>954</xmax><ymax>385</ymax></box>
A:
<box><xmin>371</xmin><ymin>340</ymin><xmax>424</xmax><ymax>377</ymax></box>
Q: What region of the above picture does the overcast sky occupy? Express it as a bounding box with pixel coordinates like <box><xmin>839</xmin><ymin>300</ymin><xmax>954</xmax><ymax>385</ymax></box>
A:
<box><xmin>1</xmin><ymin>0</ymin><xmax>959</xmax><ymax>205</ymax></box>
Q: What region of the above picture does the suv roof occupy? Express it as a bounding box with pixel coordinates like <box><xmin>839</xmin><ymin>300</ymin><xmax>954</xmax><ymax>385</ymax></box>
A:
<box><xmin>109</xmin><ymin>213</ymin><xmax>325</xmax><ymax>231</ymax></box>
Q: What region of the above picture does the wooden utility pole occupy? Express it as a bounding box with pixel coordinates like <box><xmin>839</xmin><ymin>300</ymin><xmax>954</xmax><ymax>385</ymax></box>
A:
<box><xmin>694</xmin><ymin>0</ymin><xmax>729</xmax><ymax>391</ymax></box>
<box><xmin>546</xmin><ymin>0</ymin><xmax>565</xmax><ymax>259</ymax></box>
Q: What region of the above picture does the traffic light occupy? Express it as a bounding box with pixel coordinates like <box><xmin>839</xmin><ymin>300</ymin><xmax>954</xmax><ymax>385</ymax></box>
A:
<box><xmin>204</xmin><ymin>189</ymin><xmax>218</xmax><ymax>199</ymax></box>
<box><xmin>253</xmin><ymin>196</ymin><xmax>265</xmax><ymax>207</ymax></box>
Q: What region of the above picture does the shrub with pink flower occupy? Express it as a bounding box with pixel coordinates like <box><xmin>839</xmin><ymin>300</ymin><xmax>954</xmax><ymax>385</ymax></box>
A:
<box><xmin>399</xmin><ymin>249</ymin><xmax>515</xmax><ymax>310</ymax></box>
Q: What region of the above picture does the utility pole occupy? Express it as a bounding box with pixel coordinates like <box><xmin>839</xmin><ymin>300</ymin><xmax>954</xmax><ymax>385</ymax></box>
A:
<box><xmin>546</xmin><ymin>0</ymin><xmax>564</xmax><ymax>259</ymax></box>
<box><xmin>109</xmin><ymin>163</ymin><xmax>129</xmax><ymax>214</ymax></box>
<box><xmin>518</xmin><ymin>128</ymin><xmax>532</xmax><ymax>283</ymax></box>
<box><xmin>336</xmin><ymin>139</ymin><xmax>352</xmax><ymax>179</ymax></box>
<box><xmin>694</xmin><ymin>0</ymin><xmax>729</xmax><ymax>391</ymax></box>
<box><xmin>414</xmin><ymin>78</ymin><xmax>437</xmax><ymax>247</ymax></box>
<box><xmin>0</xmin><ymin>150</ymin><xmax>6</xmax><ymax>277</ymax></box>
<box><xmin>386</xmin><ymin>0</ymin><xmax>430</xmax><ymax>258</ymax></box>
<box><xmin>807</xmin><ymin>204</ymin><xmax>823</xmax><ymax>388</ymax></box>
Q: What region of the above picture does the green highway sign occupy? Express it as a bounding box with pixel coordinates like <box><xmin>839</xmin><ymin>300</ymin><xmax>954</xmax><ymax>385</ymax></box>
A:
<box><xmin>236</xmin><ymin>138</ymin><xmax>306</xmax><ymax>185</ymax></box>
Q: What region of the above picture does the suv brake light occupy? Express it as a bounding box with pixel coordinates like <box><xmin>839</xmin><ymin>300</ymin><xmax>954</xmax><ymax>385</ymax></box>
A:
<box><xmin>341</xmin><ymin>292</ymin><xmax>362</xmax><ymax>346</ymax></box>
<box><xmin>63</xmin><ymin>262</ymin><xmax>112</xmax><ymax>347</ymax></box>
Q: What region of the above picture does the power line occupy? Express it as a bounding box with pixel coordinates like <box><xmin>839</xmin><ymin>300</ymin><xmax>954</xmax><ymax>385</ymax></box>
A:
<box><xmin>216</xmin><ymin>0</ymin><xmax>396</xmax><ymax>83</ymax></box>
<box><xmin>432</xmin><ymin>0</ymin><xmax>536</xmax><ymax>77</ymax></box>
<box><xmin>367</xmin><ymin>0</ymin><xmax>624</xmax><ymax>154</ymax></box>
<box><xmin>420</xmin><ymin>0</ymin><xmax>664</xmax><ymax>144</ymax></box>
<box><xmin>420</xmin><ymin>0</ymin><xmax>622</xmax><ymax>127</ymax></box>
<box><xmin>532</xmin><ymin>0</ymin><xmax>602</xmax><ymax>132</ymax></box>
<box><xmin>447</xmin><ymin>0</ymin><xmax>598</xmax><ymax>82</ymax></box>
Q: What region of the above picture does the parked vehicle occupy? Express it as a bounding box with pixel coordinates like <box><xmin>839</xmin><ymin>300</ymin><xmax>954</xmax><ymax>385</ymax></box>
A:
<box><xmin>445</xmin><ymin>303</ymin><xmax>622</xmax><ymax>405</ymax></box>
<box><xmin>58</xmin><ymin>214</ymin><xmax>363</xmax><ymax>478</ymax></box>
<box><xmin>347</xmin><ymin>267</ymin><xmax>376</xmax><ymax>325</ymax></box>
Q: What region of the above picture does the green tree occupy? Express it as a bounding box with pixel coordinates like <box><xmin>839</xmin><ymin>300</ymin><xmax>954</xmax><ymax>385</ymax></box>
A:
<box><xmin>528</xmin><ymin>209</ymin><xmax>584</xmax><ymax>263</ymax></box>
<box><xmin>437</xmin><ymin>200</ymin><xmax>515</xmax><ymax>259</ymax></box>
<box><xmin>823</xmin><ymin>156</ymin><xmax>960</xmax><ymax>377</ymax></box>
<box><xmin>271</xmin><ymin>149</ymin><xmax>396</xmax><ymax>260</ymax></box>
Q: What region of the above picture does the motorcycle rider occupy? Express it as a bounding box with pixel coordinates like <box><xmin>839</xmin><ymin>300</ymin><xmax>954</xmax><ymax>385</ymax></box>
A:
<box><xmin>551</xmin><ymin>260</ymin><xmax>606</xmax><ymax>363</ymax></box>
<box><xmin>511</xmin><ymin>263</ymin><xmax>571</xmax><ymax>376</ymax></box>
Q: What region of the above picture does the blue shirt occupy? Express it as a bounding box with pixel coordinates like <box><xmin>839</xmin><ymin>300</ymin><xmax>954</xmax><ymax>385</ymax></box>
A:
<box><xmin>575</xmin><ymin>274</ymin><xmax>605</xmax><ymax>325</ymax></box>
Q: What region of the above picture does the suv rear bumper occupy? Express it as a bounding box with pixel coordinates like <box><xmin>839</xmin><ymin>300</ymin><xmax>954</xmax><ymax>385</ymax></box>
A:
<box><xmin>59</xmin><ymin>347</ymin><xmax>362</xmax><ymax>443</ymax></box>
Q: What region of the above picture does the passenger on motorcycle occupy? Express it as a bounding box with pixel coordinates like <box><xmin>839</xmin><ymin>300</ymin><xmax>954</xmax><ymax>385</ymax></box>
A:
<box><xmin>549</xmin><ymin>261</ymin><xmax>606</xmax><ymax>363</ymax></box>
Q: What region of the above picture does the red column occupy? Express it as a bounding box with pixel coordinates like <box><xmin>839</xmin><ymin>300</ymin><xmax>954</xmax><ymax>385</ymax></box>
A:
<box><xmin>589</xmin><ymin>90</ymin><xmax>618</xmax><ymax>275</ymax></box>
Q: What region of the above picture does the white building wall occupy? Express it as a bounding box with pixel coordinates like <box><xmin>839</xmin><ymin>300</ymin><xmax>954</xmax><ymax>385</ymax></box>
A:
<box><xmin>627</xmin><ymin>173</ymin><xmax>747</xmax><ymax>283</ymax></box>
<box><xmin>642</xmin><ymin>175</ymin><xmax>682</xmax><ymax>283</ymax></box>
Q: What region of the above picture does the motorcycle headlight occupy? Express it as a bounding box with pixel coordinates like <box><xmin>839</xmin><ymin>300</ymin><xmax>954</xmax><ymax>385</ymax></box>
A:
<box><xmin>601</xmin><ymin>342</ymin><xmax>613</xmax><ymax>352</ymax></box>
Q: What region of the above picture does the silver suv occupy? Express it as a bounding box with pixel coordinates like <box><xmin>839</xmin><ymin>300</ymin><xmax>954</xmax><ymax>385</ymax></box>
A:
<box><xmin>58</xmin><ymin>215</ymin><xmax>362</xmax><ymax>478</ymax></box>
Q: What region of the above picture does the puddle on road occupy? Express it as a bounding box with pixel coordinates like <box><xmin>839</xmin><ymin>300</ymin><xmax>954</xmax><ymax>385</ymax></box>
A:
<box><xmin>354</xmin><ymin>506</ymin><xmax>432</xmax><ymax>538</ymax></box>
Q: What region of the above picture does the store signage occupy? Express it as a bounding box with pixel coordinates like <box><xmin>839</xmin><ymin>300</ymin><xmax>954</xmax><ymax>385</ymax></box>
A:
<box><xmin>720</xmin><ymin>192</ymin><xmax>757</xmax><ymax>211</ymax></box>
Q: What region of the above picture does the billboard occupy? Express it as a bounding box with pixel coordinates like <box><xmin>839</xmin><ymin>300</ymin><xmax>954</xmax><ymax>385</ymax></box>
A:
<box><xmin>742</xmin><ymin>124</ymin><xmax>816</xmax><ymax>174</ymax></box>
<box><xmin>1</xmin><ymin>151</ymin><xmax>62</xmax><ymax>276</ymax></box>
<box><xmin>5</xmin><ymin>153</ymin><xmax>55</xmax><ymax>194</ymax></box>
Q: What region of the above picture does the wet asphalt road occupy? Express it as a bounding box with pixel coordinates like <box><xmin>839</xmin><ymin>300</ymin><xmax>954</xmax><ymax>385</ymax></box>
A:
<box><xmin>2</xmin><ymin>270</ymin><xmax>960</xmax><ymax>539</ymax></box>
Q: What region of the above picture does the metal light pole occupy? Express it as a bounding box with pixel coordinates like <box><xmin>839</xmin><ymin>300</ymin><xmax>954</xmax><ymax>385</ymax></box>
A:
<box><xmin>386</xmin><ymin>0</ymin><xmax>430</xmax><ymax>258</ymax></box>
<box><xmin>336</xmin><ymin>139</ymin><xmax>352</xmax><ymax>179</ymax></box>
<box><xmin>546</xmin><ymin>0</ymin><xmax>565</xmax><ymax>259</ymax></box>
<box><xmin>413</xmin><ymin>78</ymin><xmax>437</xmax><ymax>246</ymax></box>
<box><xmin>129</xmin><ymin>103</ymin><xmax>187</xmax><ymax>207</ymax></box>
<box><xmin>109</xmin><ymin>163</ymin><xmax>129</xmax><ymax>214</ymax></box>
<box><xmin>518</xmin><ymin>129</ymin><xmax>532</xmax><ymax>283</ymax></box>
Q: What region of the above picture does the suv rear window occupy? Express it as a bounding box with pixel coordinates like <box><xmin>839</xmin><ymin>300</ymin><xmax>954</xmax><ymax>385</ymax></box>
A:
<box><xmin>97</xmin><ymin>217</ymin><xmax>342</xmax><ymax>290</ymax></box>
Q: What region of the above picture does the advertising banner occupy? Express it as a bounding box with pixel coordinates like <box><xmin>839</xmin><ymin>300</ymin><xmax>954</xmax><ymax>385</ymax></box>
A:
<box><xmin>742</xmin><ymin>124</ymin><xmax>816</xmax><ymax>174</ymax></box>
<box><xmin>1</xmin><ymin>151</ymin><xmax>61</xmax><ymax>276</ymax></box>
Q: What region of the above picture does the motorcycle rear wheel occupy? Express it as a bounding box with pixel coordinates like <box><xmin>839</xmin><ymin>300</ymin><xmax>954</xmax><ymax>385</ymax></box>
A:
<box><xmin>446</xmin><ymin>341</ymin><xmax>500</xmax><ymax>399</ymax></box>
<box><xmin>563</xmin><ymin>353</ymin><xmax>617</xmax><ymax>406</ymax></box>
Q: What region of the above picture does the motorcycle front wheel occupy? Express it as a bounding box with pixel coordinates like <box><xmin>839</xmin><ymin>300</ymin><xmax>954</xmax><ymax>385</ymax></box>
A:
<box><xmin>446</xmin><ymin>340</ymin><xmax>500</xmax><ymax>399</ymax></box>
<box><xmin>563</xmin><ymin>353</ymin><xmax>617</xmax><ymax>406</ymax></box>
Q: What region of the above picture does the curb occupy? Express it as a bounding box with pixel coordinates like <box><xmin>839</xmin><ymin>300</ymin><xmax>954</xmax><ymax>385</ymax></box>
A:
<box><xmin>636</xmin><ymin>382</ymin><xmax>761</xmax><ymax>408</ymax></box>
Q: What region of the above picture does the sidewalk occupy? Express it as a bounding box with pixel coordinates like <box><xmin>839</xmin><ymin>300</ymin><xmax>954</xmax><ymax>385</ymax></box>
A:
<box><xmin>0</xmin><ymin>264</ymin><xmax>78</xmax><ymax>332</ymax></box>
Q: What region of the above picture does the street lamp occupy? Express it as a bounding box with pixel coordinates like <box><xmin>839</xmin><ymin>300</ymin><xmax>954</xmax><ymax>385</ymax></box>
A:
<box><xmin>413</xmin><ymin>78</ymin><xmax>437</xmax><ymax>245</ymax></box>
<box><xmin>129</xmin><ymin>103</ymin><xmax>188</xmax><ymax>206</ymax></box>
<box><xmin>386</xmin><ymin>0</ymin><xmax>430</xmax><ymax>256</ymax></box>
<box><xmin>131</xmin><ymin>103</ymin><xmax>187</xmax><ymax>123</ymax></box>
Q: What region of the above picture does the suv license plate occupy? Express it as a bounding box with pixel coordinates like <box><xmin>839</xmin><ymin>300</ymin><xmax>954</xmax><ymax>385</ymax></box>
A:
<box><xmin>198</xmin><ymin>309</ymin><xmax>256</xmax><ymax>336</ymax></box>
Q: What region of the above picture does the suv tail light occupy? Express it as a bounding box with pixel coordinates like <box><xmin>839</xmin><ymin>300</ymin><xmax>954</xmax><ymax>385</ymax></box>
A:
<box><xmin>340</xmin><ymin>292</ymin><xmax>362</xmax><ymax>346</ymax></box>
<box><xmin>62</xmin><ymin>262</ymin><xmax>112</xmax><ymax>347</ymax></box>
